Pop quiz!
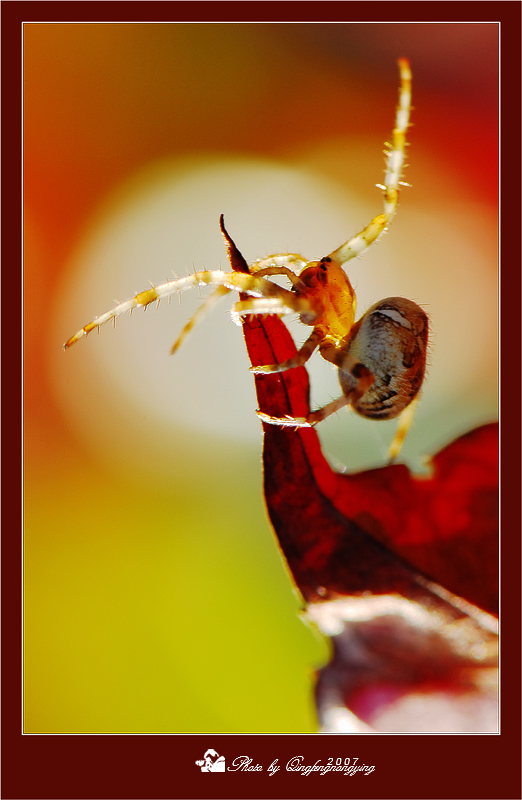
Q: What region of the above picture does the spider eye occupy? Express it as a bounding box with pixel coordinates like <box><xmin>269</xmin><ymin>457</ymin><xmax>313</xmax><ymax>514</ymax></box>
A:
<box><xmin>319</xmin><ymin>256</ymin><xmax>331</xmax><ymax>271</ymax></box>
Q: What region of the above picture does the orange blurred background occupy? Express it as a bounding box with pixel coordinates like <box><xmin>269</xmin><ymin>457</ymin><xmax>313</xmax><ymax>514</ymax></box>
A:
<box><xmin>24</xmin><ymin>23</ymin><xmax>498</xmax><ymax>733</ymax></box>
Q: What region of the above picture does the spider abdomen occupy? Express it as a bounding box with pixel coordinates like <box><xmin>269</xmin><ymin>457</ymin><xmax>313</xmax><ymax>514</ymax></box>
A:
<box><xmin>339</xmin><ymin>297</ymin><xmax>428</xmax><ymax>420</ymax></box>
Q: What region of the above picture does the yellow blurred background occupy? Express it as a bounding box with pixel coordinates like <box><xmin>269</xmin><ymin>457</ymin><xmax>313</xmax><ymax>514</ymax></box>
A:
<box><xmin>24</xmin><ymin>23</ymin><xmax>498</xmax><ymax>733</ymax></box>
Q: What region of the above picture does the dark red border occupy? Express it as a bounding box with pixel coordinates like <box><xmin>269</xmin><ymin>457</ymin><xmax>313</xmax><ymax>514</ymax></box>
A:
<box><xmin>6</xmin><ymin>2</ymin><xmax>521</xmax><ymax>799</ymax></box>
<box><xmin>2</xmin><ymin>0</ymin><xmax>521</xmax><ymax>23</ymax></box>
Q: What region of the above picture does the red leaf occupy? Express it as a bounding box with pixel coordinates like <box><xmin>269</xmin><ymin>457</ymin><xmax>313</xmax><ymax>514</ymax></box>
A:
<box><xmin>242</xmin><ymin>312</ymin><xmax>498</xmax><ymax>616</ymax></box>
<box><xmin>224</xmin><ymin>220</ymin><xmax>498</xmax><ymax>732</ymax></box>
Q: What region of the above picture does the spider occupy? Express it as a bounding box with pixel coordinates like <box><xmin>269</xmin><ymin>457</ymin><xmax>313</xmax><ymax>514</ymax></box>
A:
<box><xmin>65</xmin><ymin>58</ymin><xmax>428</xmax><ymax>460</ymax></box>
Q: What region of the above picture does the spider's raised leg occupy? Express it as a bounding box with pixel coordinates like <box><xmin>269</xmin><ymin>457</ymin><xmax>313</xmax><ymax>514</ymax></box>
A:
<box><xmin>327</xmin><ymin>58</ymin><xmax>412</xmax><ymax>267</ymax></box>
<box><xmin>251</xmin><ymin>264</ymin><xmax>307</xmax><ymax>292</ymax></box>
<box><xmin>251</xmin><ymin>254</ymin><xmax>308</xmax><ymax>276</ymax></box>
<box><xmin>250</xmin><ymin>329</ymin><xmax>322</xmax><ymax>374</ymax></box>
<box><xmin>64</xmin><ymin>268</ymin><xmax>319</xmax><ymax>349</ymax></box>
<box><xmin>170</xmin><ymin>285</ymin><xmax>231</xmax><ymax>355</ymax></box>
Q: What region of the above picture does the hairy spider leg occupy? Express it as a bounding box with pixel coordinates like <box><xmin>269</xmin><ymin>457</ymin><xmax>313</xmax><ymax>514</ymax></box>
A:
<box><xmin>256</xmin><ymin>352</ymin><xmax>375</xmax><ymax>428</ymax></box>
<box><xmin>327</xmin><ymin>57</ymin><xmax>411</xmax><ymax>267</ymax></box>
<box><xmin>250</xmin><ymin>254</ymin><xmax>308</xmax><ymax>274</ymax></box>
<box><xmin>170</xmin><ymin>284</ymin><xmax>232</xmax><ymax>354</ymax></box>
<box><xmin>170</xmin><ymin>223</ymin><xmax>309</xmax><ymax>354</ymax></box>
<box><xmin>228</xmin><ymin>260</ymin><xmax>312</xmax><ymax>325</ymax></box>
<box><xmin>250</xmin><ymin>264</ymin><xmax>307</xmax><ymax>290</ymax></box>
<box><xmin>169</xmin><ymin>266</ymin><xmax>308</xmax><ymax>354</ymax></box>
<box><xmin>64</xmin><ymin>267</ymin><xmax>320</xmax><ymax>349</ymax></box>
<box><xmin>249</xmin><ymin>329</ymin><xmax>321</xmax><ymax>374</ymax></box>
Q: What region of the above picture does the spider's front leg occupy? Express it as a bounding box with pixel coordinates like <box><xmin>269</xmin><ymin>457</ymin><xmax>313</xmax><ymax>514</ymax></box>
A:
<box><xmin>327</xmin><ymin>57</ymin><xmax>412</xmax><ymax>268</ymax></box>
<box><xmin>171</xmin><ymin>242</ymin><xmax>309</xmax><ymax>354</ymax></box>
<box><xmin>64</xmin><ymin>263</ymin><xmax>319</xmax><ymax>350</ymax></box>
<box><xmin>249</xmin><ymin>329</ymin><xmax>322</xmax><ymax>374</ymax></box>
<box><xmin>256</xmin><ymin>345</ymin><xmax>375</xmax><ymax>430</ymax></box>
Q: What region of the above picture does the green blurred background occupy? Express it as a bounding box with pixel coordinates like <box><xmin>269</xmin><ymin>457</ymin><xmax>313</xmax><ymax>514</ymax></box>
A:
<box><xmin>24</xmin><ymin>23</ymin><xmax>498</xmax><ymax>733</ymax></box>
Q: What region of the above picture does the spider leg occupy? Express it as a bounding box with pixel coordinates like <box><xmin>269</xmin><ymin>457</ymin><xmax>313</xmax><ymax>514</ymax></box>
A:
<box><xmin>318</xmin><ymin>344</ymin><xmax>376</xmax><ymax>404</ymax></box>
<box><xmin>387</xmin><ymin>396</ymin><xmax>419</xmax><ymax>462</ymax></box>
<box><xmin>250</xmin><ymin>253</ymin><xmax>308</xmax><ymax>273</ymax></box>
<box><xmin>64</xmin><ymin>269</ymin><xmax>318</xmax><ymax>349</ymax></box>
<box><xmin>257</xmin><ymin>343</ymin><xmax>375</xmax><ymax>426</ymax></box>
<box><xmin>257</xmin><ymin>394</ymin><xmax>351</xmax><ymax>428</ymax></box>
<box><xmin>256</xmin><ymin>411</ymin><xmax>312</xmax><ymax>428</ymax></box>
<box><xmin>327</xmin><ymin>58</ymin><xmax>412</xmax><ymax>266</ymax></box>
<box><xmin>251</xmin><ymin>265</ymin><xmax>306</xmax><ymax>291</ymax></box>
<box><xmin>231</xmin><ymin>295</ymin><xmax>318</xmax><ymax>326</ymax></box>
<box><xmin>250</xmin><ymin>329</ymin><xmax>321</xmax><ymax>374</ymax></box>
<box><xmin>170</xmin><ymin>285</ymin><xmax>231</xmax><ymax>355</ymax></box>
<box><xmin>306</xmin><ymin>395</ymin><xmax>352</xmax><ymax>425</ymax></box>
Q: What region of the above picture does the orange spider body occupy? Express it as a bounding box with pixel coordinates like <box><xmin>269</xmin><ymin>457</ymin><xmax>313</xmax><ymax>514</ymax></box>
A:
<box><xmin>294</xmin><ymin>257</ymin><xmax>357</xmax><ymax>343</ymax></box>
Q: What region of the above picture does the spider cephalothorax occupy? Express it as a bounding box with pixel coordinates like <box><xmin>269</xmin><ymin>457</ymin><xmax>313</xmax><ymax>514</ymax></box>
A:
<box><xmin>65</xmin><ymin>58</ymin><xmax>427</xmax><ymax>459</ymax></box>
